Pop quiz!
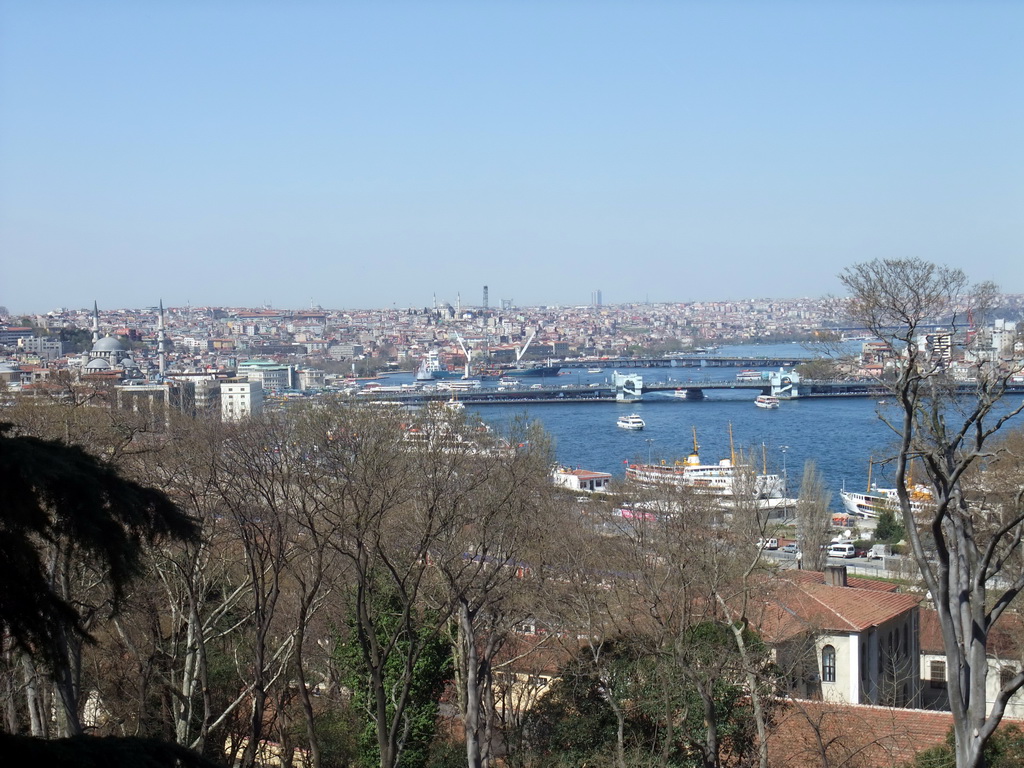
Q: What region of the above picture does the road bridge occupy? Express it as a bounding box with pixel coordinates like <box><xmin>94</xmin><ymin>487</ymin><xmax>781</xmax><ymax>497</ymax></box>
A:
<box><xmin>348</xmin><ymin>371</ymin><xmax>1024</xmax><ymax>407</ymax></box>
<box><xmin>561</xmin><ymin>355</ymin><xmax>807</xmax><ymax>369</ymax></box>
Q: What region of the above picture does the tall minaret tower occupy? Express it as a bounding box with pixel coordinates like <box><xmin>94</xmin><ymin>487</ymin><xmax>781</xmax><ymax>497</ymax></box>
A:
<box><xmin>92</xmin><ymin>301</ymin><xmax>100</xmax><ymax>345</ymax></box>
<box><xmin>157</xmin><ymin>299</ymin><xmax>167</xmax><ymax>377</ymax></box>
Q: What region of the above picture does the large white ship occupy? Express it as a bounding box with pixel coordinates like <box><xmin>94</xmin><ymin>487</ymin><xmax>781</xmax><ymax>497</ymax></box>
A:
<box><xmin>839</xmin><ymin>484</ymin><xmax>932</xmax><ymax>519</ymax></box>
<box><xmin>625</xmin><ymin>427</ymin><xmax>784</xmax><ymax>500</ymax></box>
<box><xmin>839</xmin><ymin>459</ymin><xmax>933</xmax><ymax>519</ymax></box>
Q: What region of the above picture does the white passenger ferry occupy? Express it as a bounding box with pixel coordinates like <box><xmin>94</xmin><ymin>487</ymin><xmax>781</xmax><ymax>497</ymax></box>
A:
<box><xmin>625</xmin><ymin>427</ymin><xmax>783</xmax><ymax>499</ymax></box>
<box><xmin>617</xmin><ymin>414</ymin><xmax>646</xmax><ymax>430</ymax></box>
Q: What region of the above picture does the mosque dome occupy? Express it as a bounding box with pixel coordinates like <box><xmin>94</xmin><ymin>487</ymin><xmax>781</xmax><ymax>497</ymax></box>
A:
<box><xmin>84</xmin><ymin>358</ymin><xmax>113</xmax><ymax>371</ymax></box>
<box><xmin>92</xmin><ymin>335</ymin><xmax>125</xmax><ymax>353</ymax></box>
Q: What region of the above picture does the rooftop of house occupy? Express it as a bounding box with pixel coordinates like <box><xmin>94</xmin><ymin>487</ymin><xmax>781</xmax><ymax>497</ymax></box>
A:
<box><xmin>755</xmin><ymin>568</ymin><xmax>920</xmax><ymax>644</ymax></box>
<box><xmin>920</xmin><ymin>608</ymin><xmax>1024</xmax><ymax>658</ymax></box>
<box><xmin>767</xmin><ymin>700</ymin><xmax>961</xmax><ymax>768</ymax></box>
<box><xmin>554</xmin><ymin>467</ymin><xmax>612</xmax><ymax>480</ymax></box>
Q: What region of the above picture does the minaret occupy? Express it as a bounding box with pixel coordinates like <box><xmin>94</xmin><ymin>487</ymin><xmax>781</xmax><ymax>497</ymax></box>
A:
<box><xmin>92</xmin><ymin>301</ymin><xmax>100</xmax><ymax>345</ymax></box>
<box><xmin>158</xmin><ymin>299</ymin><xmax>167</xmax><ymax>377</ymax></box>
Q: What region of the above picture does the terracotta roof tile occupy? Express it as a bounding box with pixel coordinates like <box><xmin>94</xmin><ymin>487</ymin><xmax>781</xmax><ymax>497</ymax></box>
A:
<box><xmin>920</xmin><ymin>608</ymin><xmax>1024</xmax><ymax>657</ymax></box>
<box><xmin>782</xmin><ymin>568</ymin><xmax>900</xmax><ymax>592</ymax></box>
<box><xmin>767</xmin><ymin>700</ymin><xmax>954</xmax><ymax>768</ymax></box>
<box><xmin>755</xmin><ymin>571</ymin><xmax>920</xmax><ymax>643</ymax></box>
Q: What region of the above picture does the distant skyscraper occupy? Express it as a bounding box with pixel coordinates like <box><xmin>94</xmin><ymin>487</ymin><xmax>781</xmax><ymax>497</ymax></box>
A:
<box><xmin>483</xmin><ymin>285</ymin><xmax>489</xmax><ymax>310</ymax></box>
<box><xmin>592</xmin><ymin>289</ymin><xmax>603</xmax><ymax>307</ymax></box>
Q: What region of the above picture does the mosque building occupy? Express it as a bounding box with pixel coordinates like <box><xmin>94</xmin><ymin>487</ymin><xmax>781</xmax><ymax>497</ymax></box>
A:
<box><xmin>80</xmin><ymin>302</ymin><xmax>142</xmax><ymax>379</ymax></box>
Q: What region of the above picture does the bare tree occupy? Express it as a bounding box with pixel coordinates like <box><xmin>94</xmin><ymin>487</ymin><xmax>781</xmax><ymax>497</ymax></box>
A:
<box><xmin>426</xmin><ymin>416</ymin><xmax>559</xmax><ymax>768</ymax></box>
<box><xmin>840</xmin><ymin>257</ymin><xmax>1024</xmax><ymax>768</ymax></box>
<box><xmin>213</xmin><ymin>415</ymin><xmax>311</xmax><ymax>768</ymax></box>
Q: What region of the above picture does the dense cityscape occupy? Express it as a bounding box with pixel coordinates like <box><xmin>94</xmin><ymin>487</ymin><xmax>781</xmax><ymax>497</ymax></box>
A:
<box><xmin>3</xmin><ymin>276</ymin><xmax>1024</xmax><ymax>768</ymax></box>
<box><xmin>4</xmin><ymin>291</ymin><xmax>1023</xmax><ymax>390</ymax></box>
<box><xmin>5</xmin><ymin>0</ymin><xmax>1022</xmax><ymax>764</ymax></box>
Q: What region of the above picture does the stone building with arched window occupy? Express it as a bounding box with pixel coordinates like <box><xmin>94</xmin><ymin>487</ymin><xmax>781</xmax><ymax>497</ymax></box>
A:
<box><xmin>754</xmin><ymin>566</ymin><xmax>922</xmax><ymax>708</ymax></box>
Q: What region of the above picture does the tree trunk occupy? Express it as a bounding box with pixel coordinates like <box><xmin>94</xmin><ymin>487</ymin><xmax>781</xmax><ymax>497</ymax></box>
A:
<box><xmin>294</xmin><ymin>611</ymin><xmax>322</xmax><ymax>768</ymax></box>
<box><xmin>22</xmin><ymin>654</ymin><xmax>47</xmax><ymax>738</ymax></box>
<box><xmin>460</xmin><ymin>603</ymin><xmax>484</xmax><ymax>768</ymax></box>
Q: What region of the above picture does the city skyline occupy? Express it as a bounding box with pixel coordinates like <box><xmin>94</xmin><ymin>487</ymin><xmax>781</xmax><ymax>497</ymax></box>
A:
<box><xmin>2</xmin><ymin>2</ymin><xmax>1022</xmax><ymax>314</ymax></box>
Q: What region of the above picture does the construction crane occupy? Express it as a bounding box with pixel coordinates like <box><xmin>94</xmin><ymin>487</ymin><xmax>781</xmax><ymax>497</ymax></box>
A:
<box><xmin>454</xmin><ymin>333</ymin><xmax>479</xmax><ymax>379</ymax></box>
<box><xmin>514</xmin><ymin>330</ymin><xmax>538</xmax><ymax>367</ymax></box>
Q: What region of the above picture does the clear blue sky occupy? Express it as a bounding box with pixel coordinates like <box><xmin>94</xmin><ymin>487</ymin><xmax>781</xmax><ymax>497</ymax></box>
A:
<box><xmin>2</xmin><ymin>1</ymin><xmax>1022</xmax><ymax>313</ymax></box>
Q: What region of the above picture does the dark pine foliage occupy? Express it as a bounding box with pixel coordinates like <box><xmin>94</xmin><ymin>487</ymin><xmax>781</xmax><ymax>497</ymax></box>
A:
<box><xmin>0</xmin><ymin>733</ymin><xmax>227</xmax><ymax>767</ymax></box>
<box><xmin>0</xmin><ymin>422</ymin><xmax>199</xmax><ymax>661</ymax></box>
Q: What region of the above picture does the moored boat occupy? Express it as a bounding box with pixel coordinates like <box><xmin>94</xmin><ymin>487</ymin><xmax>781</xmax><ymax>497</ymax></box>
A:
<box><xmin>754</xmin><ymin>395</ymin><xmax>780</xmax><ymax>409</ymax></box>
<box><xmin>416</xmin><ymin>350</ymin><xmax>469</xmax><ymax>381</ymax></box>
<box><xmin>839</xmin><ymin>484</ymin><xmax>932</xmax><ymax>519</ymax></box>
<box><xmin>839</xmin><ymin>459</ymin><xmax>933</xmax><ymax>518</ymax></box>
<box><xmin>625</xmin><ymin>427</ymin><xmax>783</xmax><ymax>499</ymax></box>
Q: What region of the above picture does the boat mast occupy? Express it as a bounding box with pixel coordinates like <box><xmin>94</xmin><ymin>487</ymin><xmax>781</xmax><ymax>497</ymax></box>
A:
<box><xmin>729</xmin><ymin>422</ymin><xmax>736</xmax><ymax>465</ymax></box>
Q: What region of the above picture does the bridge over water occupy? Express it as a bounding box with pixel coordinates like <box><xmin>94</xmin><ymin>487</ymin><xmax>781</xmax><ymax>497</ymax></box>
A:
<box><xmin>353</xmin><ymin>370</ymin><xmax>1024</xmax><ymax>407</ymax></box>
<box><xmin>561</xmin><ymin>355</ymin><xmax>807</xmax><ymax>369</ymax></box>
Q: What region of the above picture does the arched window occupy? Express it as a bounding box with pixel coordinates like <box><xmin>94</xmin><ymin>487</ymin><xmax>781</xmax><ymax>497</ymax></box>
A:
<box><xmin>822</xmin><ymin>645</ymin><xmax>837</xmax><ymax>683</ymax></box>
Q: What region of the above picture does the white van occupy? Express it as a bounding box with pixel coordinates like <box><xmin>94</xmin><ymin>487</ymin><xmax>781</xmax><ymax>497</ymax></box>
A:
<box><xmin>828</xmin><ymin>542</ymin><xmax>857</xmax><ymax>559</ymax></box>
<box><xmin>758</xmin><ymin>538</ymin><xmax>779</xmax><ymax>550</ymax></box>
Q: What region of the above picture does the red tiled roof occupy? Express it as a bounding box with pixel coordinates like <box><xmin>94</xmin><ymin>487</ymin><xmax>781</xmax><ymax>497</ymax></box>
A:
<box><xmin>755</xmin><ymin>571</ymin><xmax>920</xmax><ymax>643</ymax></box>
<box><xmin>920</xmin><ymin>608</ymin><xmax>1024</xmax><ymax>657</ymax></box>
<box><xmin>767</xmin><ymin>700</ymin><xmax>955</xmax><ymax>768</ymax></box>
<box><xmin>562</xmin><ymin>469</ymin><xmax>611</xmax><ymax>479</ymax></box>
<box><xmin>782</xmin><ymin>568</ymin><xmax>900</xmax><ymax>592</ymax></box>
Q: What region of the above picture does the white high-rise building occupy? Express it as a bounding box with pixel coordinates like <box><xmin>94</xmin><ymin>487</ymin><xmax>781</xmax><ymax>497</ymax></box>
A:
<box><xmin>221</xmin><ymin>380</ymin><xmax>264</xmax><ymax>421</ymax></box>
<box><xmin>238</xmin><ymin>359</ymin><xmax>294</xmax><ymax>393</ymax></box>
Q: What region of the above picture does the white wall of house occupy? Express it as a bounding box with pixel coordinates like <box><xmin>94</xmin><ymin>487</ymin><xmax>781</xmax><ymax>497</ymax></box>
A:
<box><xmin>921</xmin><ymin>652</ymin><xmax>1024</xmax><ymax>718</ymax></box>
<box><xmin>810</xmin><ymin>610</ymin><xmax>920</xmax><ymax>708</ymax></box>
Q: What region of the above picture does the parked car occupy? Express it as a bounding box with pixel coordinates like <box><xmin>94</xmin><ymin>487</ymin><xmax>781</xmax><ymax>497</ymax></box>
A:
<box><xmin>758</xmin><ymin>538</ymin><xmax>779</xmax><ymax>550</ymax></box>
<box><xmin>868</xmin><ymin>544</ymin><xmax>892</xmax><ymax>560</ymax></box>
<box><xmin>780</xmin><ymin>543</ymin><xmax>800</xmax><ymax>555</ymax></box>
<box><xmin>827</xmin><ymin>542</ymin><xmax>857</xmax><ymax>559</ymax></box>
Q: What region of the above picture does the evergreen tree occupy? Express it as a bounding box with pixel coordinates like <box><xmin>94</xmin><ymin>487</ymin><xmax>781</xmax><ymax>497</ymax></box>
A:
<box><xmin>335</xmin><ymin>581</ymin><xmax>452</xmax><ymax>768</ymax></box>
<box><xmin>0</xmin><ymin>422</ymin><xmax>198</xmax><ymax>662</ymax></box>
<box><xmin>874</xmin><ymin>505</ymin><xmax>905</xmax><ymax>543</ymax></box>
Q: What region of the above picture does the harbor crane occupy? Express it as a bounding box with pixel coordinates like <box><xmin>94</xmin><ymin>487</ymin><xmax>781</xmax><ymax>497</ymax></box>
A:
<box><xmin>514</xmin><ymin>330</ymin><xmax>537</xmax><ymax>367</ymax></box>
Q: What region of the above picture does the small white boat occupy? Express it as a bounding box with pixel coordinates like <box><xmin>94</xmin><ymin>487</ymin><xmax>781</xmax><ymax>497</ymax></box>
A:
<box><xmin>617</xmin><ymin>414</ymin><xmax>646</xmax><ymax>430</ymax></box>
<box><xmin>754</xmin><ymin>395</ymin><xmax>780</xmax><ymax>409</ymax></box>
<box><xmin>588</xmin><ymin>367</ymin><xmax>603</xmax><ymax>374</ymax></box>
